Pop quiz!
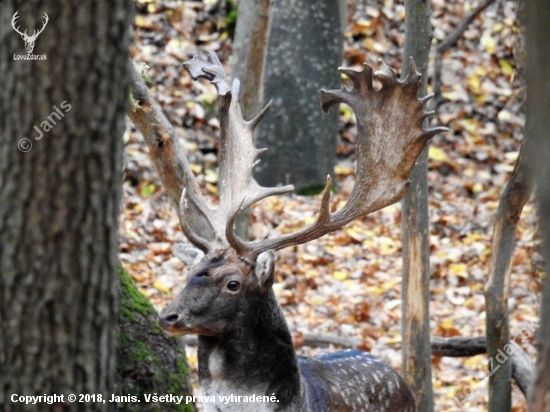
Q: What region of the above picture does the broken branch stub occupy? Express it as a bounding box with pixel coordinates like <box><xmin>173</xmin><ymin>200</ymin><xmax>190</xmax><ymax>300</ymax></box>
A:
<box><xmin>180</xmin><ymin>54</ymin><xmax>447</xmax><ymax>266</ymax></box>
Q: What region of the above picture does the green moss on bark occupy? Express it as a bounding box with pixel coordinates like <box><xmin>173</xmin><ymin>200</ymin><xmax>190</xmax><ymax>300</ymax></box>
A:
<box><xmin>116</xmin><ymin>264</ymin><xmax>195</xmax><ymax>412</ymax></box>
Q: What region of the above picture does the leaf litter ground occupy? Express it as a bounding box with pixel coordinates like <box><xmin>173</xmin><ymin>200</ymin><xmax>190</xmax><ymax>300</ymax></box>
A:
<box><xmin>122</xmin><ymin>1</ymin><xmax>540</xmax><ymax>410</ymax></box>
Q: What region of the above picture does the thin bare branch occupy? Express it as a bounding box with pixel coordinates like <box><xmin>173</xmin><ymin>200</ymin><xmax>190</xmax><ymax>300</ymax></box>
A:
<box><xmin>126</xmin><ymin>62</ymin><xmax>215</xmax><ymax>248</ymax></box>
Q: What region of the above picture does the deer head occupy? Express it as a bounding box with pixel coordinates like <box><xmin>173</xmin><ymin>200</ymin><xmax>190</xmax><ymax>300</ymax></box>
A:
<box><xmin>11</xmin><ymin>10</ymin><xmax>49</xmax><ymax>54</ymax></box>
<box><xmin>159</xmin><ymin>52</ymin><xmax>447</xmax><ymax>337</ymax></box>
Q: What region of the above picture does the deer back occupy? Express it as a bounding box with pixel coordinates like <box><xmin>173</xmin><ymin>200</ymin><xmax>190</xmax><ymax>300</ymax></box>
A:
<box><xmin>300</xmin><ymin>350</ymin><xmax>415</xmax><ymax>411</ymax></box>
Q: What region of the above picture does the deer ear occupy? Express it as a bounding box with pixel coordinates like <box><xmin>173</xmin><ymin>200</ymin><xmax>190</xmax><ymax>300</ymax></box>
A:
<box><xmin>254</xmin><ymin>250</ymin><xmax>275</xmax><ymax>287</ymax></box>
<box><xmin>172</xmin><ymin>243</ymin><xmax>204</xmax><ymax>267</ymax></box>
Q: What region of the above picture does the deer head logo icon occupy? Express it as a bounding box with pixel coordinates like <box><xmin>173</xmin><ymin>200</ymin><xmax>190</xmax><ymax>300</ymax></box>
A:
<box><xmin>11</xmin><ymin>11</ymin><xmax>49</xmax><ymax>54</ymax></box>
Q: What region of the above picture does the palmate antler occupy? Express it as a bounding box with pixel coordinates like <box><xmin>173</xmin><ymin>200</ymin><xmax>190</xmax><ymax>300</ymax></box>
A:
<box><xmin>181</xmin><ymin>52</ymin><xmax>446</xmax><ymax>266</ymax></box>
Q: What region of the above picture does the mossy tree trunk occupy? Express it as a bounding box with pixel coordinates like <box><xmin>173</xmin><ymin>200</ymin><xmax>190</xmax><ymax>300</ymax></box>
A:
<box><xmin>116</xmin><ymin>266</ymin><xmax>195</xmax><ymax>412</ymax></box>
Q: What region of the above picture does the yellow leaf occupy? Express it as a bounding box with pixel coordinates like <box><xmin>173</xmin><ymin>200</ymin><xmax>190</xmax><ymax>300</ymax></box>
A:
<box><xmin>166</xmin><ymin>38</ymin><xmax>181</xmax><ymax>50</ymax></box>
<box><xmin>190</xmin><ymin>163</ymin><xmax>201</xmax><ymax>175</ymax></box>
<box><xmin>363</xmin><ymin>38</ymin><xmax>376</xmax><ymax>52</ymax></box>
<box><xmin>449</xmin><ymin>263</ymin><xmax>468</xmax><ymax>278</ymax></box>
<box><xmin>333</xmin><ymin>271</ymin><xmax>349</xmax><ymax>281</ymax></box>
<box><xmin>474</xmin><ymin>66</ymin><xmax>488</xmax><ymax>76</ymax></box>
<box><xmin>334</xmin><ymin>164</ymin><xmax>354</xmax><ymax>176</ymax></box>
<box><xmin>464</xmin><ymin>356</ymin><xmax>483</xmax><ymax>368</ymax></box>
<box><xmin>345</xmin><ymin>226</ymin><xmax>365</xmax><ymax>242</ymax></box>
<box><xmin>153</xmin><ymin>280</ymin><xmax>170</xmax><ymax>294</ymax></box>
<box><xmin>139</xmin><ymin>288</ymin><xmax>152</xmax><ymax>298</ymax></box>
<box><xmin>383</xmin><ymin>336</ymin><xmax>402</xmax><ymax>344</ymax></box>
<box><xmin>492</xmin><ymin>22</ymin><xmax>504</xmax><ymax>33</ymax></box>
<box><xmin>135</xmin><ymin>15</ymin><xmax>155</xmax><ymax>29</ymax></box>
<box><xmin>499</xmin><ymin>59</ymin><xmax>514</xmax><ymax>76</ymax></box>
<box><xmin>481</xmin><ymin>33</ymin><xmax>496</xmax><ymax>54</ymax></box>
<box><xmin>428</xmin><ymin>146</ymin><xmax>447</xmax><ymax>162</ymax></box>
<box><xmin>204</xmin><ymin>168</ymin><xmax>218</xmax><ymax>183</ymax></box>
<box><xmin>470</xmin><ymin>282</ymin><xmax>483</xmax><ymax>292</ymax></box>
<box><xmin>356</xmin><ymin>19</ymin><xmax>371</xmax><ymax>28</ymax></box>
<box><xmin>365</xmin><ymin>286</ymin><xmax>384</xmax><ymax>295</ymax></box>
<box><xmin>472</xmin><ymin>182</ymin><xmax>483</xmax><ymax>194</ymax></box>
<box><xmin>464</xmin><ymin>167</ymin><xmax>475</xmax><ymax>177</ymax></box>
<box><xmin>440</xmin><ymin>318</ymin><xmax>454</xmax><ymax>329</ymax></box>
<box><xmin>312</xmin><ymin>296</ymin><xmax>324</xmax><ymax>305</ymax></box>
<box><xmin>498</xmin><ymin>110</ymin><xmax>512</xmax><ymax>122</ymax></box>
<box><xmin>198</xmin><ymin>92</ymin><xmax>217</xmax><ymax>106</ymax></box>
<box><xmin>467</xmin><ymin>74</ymin><xmax>481</xmax><ymax>94</ymax></box>
<box><xmin>206</xmin><ymin>183</ymin><xmax>217</xmax><ymax>194</ymax></box>
<box><xmin>463</xmin><ymin>232</ymin><xmax>483</xmax><ymax>244</ymax></box>
<box><xmin>504</xmin><ymin>151</ymin><xmax>519</xmax><ymax>162</ymax></box>
<box><xmin>378</xmin><ymin>236</ymin><xmax>398</xmax><ymax>255</ymax></box>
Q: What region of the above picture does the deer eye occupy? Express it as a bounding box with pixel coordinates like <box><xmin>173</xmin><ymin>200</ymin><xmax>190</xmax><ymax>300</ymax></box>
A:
<box><xmin>226</xmin><ymin>280</ymin><xmax>240</xmax><ymax>292</ymax></box>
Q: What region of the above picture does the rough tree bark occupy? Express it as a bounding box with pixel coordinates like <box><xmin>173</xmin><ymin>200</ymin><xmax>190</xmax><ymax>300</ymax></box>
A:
<box><xmin>249</xmin><ymin>0</ymin><xmax>345</xmax><ymax>193</ymax></box>
<box><xmin>484</xmin><ymin>136</ymin><xmax>534</xmax><ymax>411</ymax></box>
<box><xmin>400</xmin><ymin>0</ymin><xmax>435</xmax><ymax>411</ymax></box>
<box><xmin>525</xmin><ymin>0</ymin><xmax>550</xmax><ymax>409</ymax></box>
<box><xmin>0</xmin><ymin>0</ymin><xmax>131</xmax><ymax>410</ymax></box>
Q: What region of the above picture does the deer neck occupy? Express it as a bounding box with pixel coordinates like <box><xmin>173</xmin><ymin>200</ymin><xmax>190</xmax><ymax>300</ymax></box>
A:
<box><xmin>197</xmin><ymin>289</ymin><xmax>304</xmax><ymax>410</ymax></box>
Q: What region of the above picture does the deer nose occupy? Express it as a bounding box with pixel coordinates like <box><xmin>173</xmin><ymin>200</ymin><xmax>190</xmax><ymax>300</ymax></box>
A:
<box><xmin>159</xmin><ymin>312</ymin><xmax>180</xmax><ymax>329</ymax></box>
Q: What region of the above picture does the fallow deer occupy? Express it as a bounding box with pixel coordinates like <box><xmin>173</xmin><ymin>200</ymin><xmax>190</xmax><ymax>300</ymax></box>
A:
<box><xmin>158</xmin><ymin>52</ymin><xmax>445</xmax><ymax>411</ymax></box>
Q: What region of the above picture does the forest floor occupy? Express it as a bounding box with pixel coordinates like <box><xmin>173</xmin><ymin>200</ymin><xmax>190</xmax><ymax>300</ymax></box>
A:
<box><xmin>121</xmin><ymin>0</ymin><xmax>540</xmax><ymax>411</ymax></box>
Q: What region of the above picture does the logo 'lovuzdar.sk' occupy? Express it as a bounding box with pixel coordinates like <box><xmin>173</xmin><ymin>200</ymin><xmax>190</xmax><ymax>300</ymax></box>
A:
<box><xmin>12</xmin><ymin>10</ymin><xmax>48</xmax><ymax>60</ymax></box>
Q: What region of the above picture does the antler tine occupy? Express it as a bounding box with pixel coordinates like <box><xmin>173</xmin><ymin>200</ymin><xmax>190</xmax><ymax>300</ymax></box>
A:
<box><xmin>178</xmin><ymin>54</ymin><xmax>235</xmax><ymax>252</ymax></box>
<box><xmin>219</xmin><ymin>79</ymin><xmax>294</xmax><ymax>253</ymax></box>
<box><xmin>29</xmin><ymin>13</ymin><xmax>48</xmax><ymax>40</ymax></box>
<box><xmin>11</xmin><ymin>10</ymin><xmax>26</xmax><ymax>36</ymax></box>
<box><xmin>232</xmin><ymin>59</ymin><xmax>447</xmax><ymax>261</ymax></box>
<box><xmin>181</xmin><ymin>55</ymin><xmax>293</xmax><ymax>255</ymax></box>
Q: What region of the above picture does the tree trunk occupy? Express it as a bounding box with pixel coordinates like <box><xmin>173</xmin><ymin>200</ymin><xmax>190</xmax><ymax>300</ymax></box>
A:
<box><xmin>484</xmin><ymin>137</ymin><xmax>534</xmax><ymax>412</ymax></box>
<box><xmin>251</xmin><ymin>0</ymin><xmax>344</xmax><ymax>193</ymax></box>
<box><xmin>400</xmin><ymin>1</ymin><xmax>434</xmax><ymax>411</ymax></box>
<box><xmin>116</xmin><ymin>265</ymin><xmax>195</xmax><ymax>412</ymax></box>
<box><xmin>524</xmin><ymin>0</ymin><xmax>550</xmax><ymax>409</ymax></box>
<box><xmin>231</xmin><ymin>0</ymin><xmax>273</xmax><ymax>120</ymax></box>
<box><xmin>0</xmin><ymin>1</ymin><xmax>131</xmax><ymax>411</ymax></box>
<box><xmin>230</xmin><ymin>0</ymin><xmax>274</xmax><ymax>239</ymax></box>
